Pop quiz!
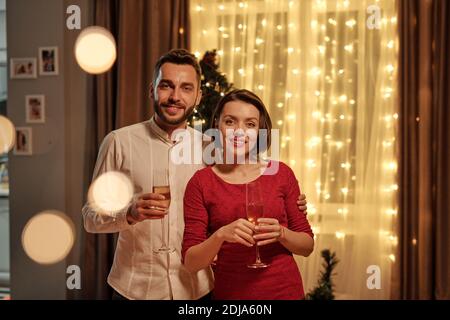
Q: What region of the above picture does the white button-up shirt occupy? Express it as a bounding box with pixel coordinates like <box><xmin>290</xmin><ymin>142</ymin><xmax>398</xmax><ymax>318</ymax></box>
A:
<box><xmin>82</xmin><ymin>117</ymin><xmax>214</xmax><ymax>300</ymax></box>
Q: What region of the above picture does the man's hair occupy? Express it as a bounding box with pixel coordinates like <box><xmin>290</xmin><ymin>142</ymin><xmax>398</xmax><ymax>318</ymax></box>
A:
<box><xmin>152</xmin><ymin>49</ymin><xmax>202</xmax><ymax>85</ymax></box>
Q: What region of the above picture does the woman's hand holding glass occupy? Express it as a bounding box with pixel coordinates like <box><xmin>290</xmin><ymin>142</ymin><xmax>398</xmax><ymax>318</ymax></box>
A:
<box><xmin>253</xmin><ymin>218</ymin><xmax>284</xmax><ymax>246</ymax></box>
<box><xmin>217</xmin><ymin>218</ymin><xmax>256</xmax><ymax>247</ymax></box>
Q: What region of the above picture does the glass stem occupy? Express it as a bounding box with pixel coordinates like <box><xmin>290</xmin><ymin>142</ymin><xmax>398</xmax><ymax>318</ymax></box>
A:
<box><xmin>161</xmin><ymin>218</ymin><xmax>166</xmax><ymax>247</ymax></box>
<box><xmin>255</xmin><ymin>244</ymin><xmax>261</xmax><ymax>263</ymax></box>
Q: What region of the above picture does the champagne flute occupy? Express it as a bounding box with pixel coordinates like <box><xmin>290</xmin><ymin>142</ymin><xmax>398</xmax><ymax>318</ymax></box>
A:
<box><xmin>152</xmin><ymin>169</ymin><xmax>174</xmax><ymax>254</ymax></box>
<box><xmin>246</xmin><ymin>180</ymin><xmax>269</xmax><ymax>268</ymax></box>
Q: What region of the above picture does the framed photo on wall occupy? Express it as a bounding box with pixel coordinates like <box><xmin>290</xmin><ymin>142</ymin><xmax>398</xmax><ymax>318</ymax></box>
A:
<box><xmin>25</xmin><ymin>95</ymin><xmax>46</xmax><ymax>124</ymax></box>
<box><xmin>38</xmin><ymin>46</ymin><xmax>59</xmax><ymax>76</ymax></box>
<box><xmin>14</xmin><ymin>127</ymin><xmax>33</xmax><ymax>156</ymax></box>
<box><xmin>10</xmin><ymin>58</ymin><xmax>37</xmax><ymax>79</ymax></box>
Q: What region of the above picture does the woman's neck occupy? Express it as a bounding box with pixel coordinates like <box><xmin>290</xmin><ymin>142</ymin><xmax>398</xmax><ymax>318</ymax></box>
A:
<box><xmin>214</xmin><ymin>162</ymin><xmax>263</xmax><ymax>173</ymax></box>
<box><xmin>213</xmin><ymin>162</ymin><xmax>267</xmax><ymax>184</ymax></box>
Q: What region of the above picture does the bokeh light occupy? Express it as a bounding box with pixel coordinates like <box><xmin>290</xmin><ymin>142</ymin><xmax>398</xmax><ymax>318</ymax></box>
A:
<box><xmin>88</xmin><ymin>171</ymin><xmax>133</xmax><ymax>214</ymax></box>
<box><xmin>0</xmin><ymin>116</ymin><xmax>16</xmax><ymax>154</ymax></box>
<box><xmin>74</xmin><ymin>26</ymin><xmax>117</xmax><ymax>74</ymax></box>
<box><xmin>22</xmin><ymin>211</ymin><xmax>75</xmax><ymax>265</ymax></box>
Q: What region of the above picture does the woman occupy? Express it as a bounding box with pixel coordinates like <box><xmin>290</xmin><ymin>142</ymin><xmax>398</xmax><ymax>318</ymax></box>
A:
<box><xmin>182</xmin><ymin>89</ymin><xmax>314</xmax><ymax>300</ymax></box>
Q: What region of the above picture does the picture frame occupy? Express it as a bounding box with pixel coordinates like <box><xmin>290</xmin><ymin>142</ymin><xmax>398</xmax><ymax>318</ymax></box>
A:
<box><xmin>38</xmin><ymin>46</ymin><xmax>59</xmax><ymax>76</ymax></box>
<box><xmin>10</xmin><ymin>58</ymin><xmax>37</xmax><ymax>79</ymax></box>
<box><xmin>14</xmin><ymin>127</ymin><xmax>33</xmax><ymax>156</ymax></box>
<box><xmin>25</xmin><ymin>95</ymin><xmax>46</xmax><ymax>124</ymax></box>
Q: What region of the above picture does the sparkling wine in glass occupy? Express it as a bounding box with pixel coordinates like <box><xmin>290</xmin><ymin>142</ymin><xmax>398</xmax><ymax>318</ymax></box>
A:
<box><xmin>152</xmin><ymin>169</ymin><xmax>174</xmax><ymax>254</ymax></box>
<box><xmin>246</xmin><ymin>181</ymin><xmax>269</xmax><ymax>268</ymax></box>
<box><xmin>247</xmin><ymin>203</ymin><xmax>264</xmax><ymax>225</ymax></box>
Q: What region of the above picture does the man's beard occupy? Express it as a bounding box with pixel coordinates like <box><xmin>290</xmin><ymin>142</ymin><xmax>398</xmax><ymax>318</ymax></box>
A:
<box><xmin>153</xmin><ymin>101</ymin><xmax>195</xmax><ymax>126</ymax></box>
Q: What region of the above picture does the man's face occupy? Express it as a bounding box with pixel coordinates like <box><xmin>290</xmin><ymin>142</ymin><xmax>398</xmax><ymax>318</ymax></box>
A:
<box><xmin>151</xmin><ymin>63</ymin><xmax>201</xmax><ymax>126</ymax></box>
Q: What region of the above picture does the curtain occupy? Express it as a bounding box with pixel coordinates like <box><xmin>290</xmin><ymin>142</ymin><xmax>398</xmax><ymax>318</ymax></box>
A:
<box><xmin>78</xmin><ymin>0</ymin><xmax>118</xmax><ymax>300</ymax></box>
<box><xmin>394</xmin><ymin>0</ymin><xmax>450</xmax><ymax>299</ymax></box>
<box><xmin>116</xmin><ymin>0</ymin><xmax>190</xmax><ymax>128</ymax></box>
<box><xmin>79</xmin><ymin>0</ymin><xmax>190</xmax><ymax>299</ymax></box>
<box><xmin>191</xmin><ymin>0</ymin><xmax>398</xmax><ymax>299</ymax></box>
<box><xmin>432</xmin><ymin>0</ymin><xmax>450</xmax><ymax>300</ymax></box>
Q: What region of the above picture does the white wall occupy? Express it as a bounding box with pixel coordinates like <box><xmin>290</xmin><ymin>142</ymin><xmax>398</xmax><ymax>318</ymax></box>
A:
<box><xmin>0</xmin><ymin>0</ymin><xmax>9</xmax><ymax>294</ymax></box>
<box><xmin>7</xmin><ymin>0</ymin><xmax>93</xmax><ymax>299</ymax></box>
<box><xmin>0</xmin><ymin>0</ymin><xmax>7</xmax><ymax>100</ymax></box>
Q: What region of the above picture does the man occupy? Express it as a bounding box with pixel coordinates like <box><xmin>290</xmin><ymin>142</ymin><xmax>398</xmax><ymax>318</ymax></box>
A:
<box><xmin>82</xmin><ymin>49</ymin><xmax>308</xmax><ymax>300</ymax></box>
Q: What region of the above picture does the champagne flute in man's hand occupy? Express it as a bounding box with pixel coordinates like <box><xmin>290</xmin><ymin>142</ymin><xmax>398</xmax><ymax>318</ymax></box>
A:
<box><xmin>152</xmin><ymin>169</ymin><xmax>174</xmax><ymax>254</ymax></box>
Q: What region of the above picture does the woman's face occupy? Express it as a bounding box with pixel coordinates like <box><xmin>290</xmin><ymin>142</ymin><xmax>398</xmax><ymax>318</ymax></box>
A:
<box><xmin>217</xmin><ymin>100</ymin><xmax>260</xmax><ymax>161</ymax></box>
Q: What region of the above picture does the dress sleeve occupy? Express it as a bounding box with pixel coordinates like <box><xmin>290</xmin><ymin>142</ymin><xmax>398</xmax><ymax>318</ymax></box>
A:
<box><xmin>283</xmin><ymin>164</ymin><xmax>314</xmax><ymax>239</ymax></box>
<box><xmin>182</xmin><ymin>172</ymin><xmax>209</xmax><ymax>263</ymax></box>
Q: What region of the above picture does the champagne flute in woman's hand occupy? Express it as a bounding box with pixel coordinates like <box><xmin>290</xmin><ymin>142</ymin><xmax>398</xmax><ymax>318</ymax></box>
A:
<box><xmin>246</xmin><ymin>180</ymin><xmax>269</xmax><ymax>268</ymax></box>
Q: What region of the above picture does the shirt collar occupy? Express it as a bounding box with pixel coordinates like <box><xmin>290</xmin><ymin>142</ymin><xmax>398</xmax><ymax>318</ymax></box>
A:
<box><xmin>149</xmin><ymin>116</ymin><xmax>191</xmax><ymax>145</ymax></box>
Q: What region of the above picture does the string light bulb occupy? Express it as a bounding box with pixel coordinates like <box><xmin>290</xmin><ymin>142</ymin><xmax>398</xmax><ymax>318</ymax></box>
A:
<box><xmin>335</xmin><ymin>231</ymin><xmax>346</xmax><ymax>239</ymax></box>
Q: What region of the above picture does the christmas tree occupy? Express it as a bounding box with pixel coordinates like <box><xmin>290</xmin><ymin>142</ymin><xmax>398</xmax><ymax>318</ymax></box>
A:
<box><xmin>189</xmin><ymin>50</ymin><xmax>234</xmax><ymax>131</ymax></box>
<box><xmin>306</xmin><ymin>249</ymin><xmax>339</xmax><ymax>300</ymax></box>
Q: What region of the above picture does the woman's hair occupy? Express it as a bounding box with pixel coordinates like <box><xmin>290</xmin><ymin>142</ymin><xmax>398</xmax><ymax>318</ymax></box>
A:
<box><xmin>210</xmin><ymin>89</ymin><xmax>272</xmax><ymax>152</ymax></box>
